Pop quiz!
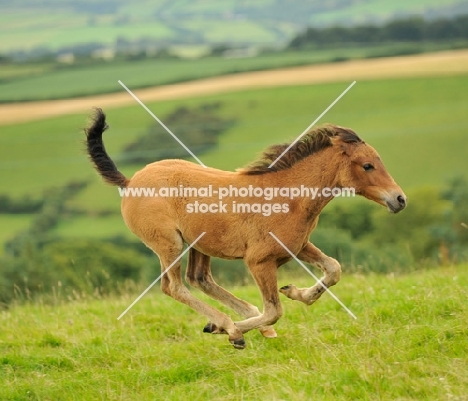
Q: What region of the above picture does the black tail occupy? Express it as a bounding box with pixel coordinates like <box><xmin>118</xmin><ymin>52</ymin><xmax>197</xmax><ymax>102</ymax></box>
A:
<box><xmin>85</xmin><ymin>108</ymin><xmax>128</xmax><ymax>188</ymax></box>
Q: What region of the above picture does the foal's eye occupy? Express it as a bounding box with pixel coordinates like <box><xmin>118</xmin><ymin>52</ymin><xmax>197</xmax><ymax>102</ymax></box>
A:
<box><xmin>363</xmin><ymin>163</ymin><xmax>374</xmax><ymax>171</ymax></box>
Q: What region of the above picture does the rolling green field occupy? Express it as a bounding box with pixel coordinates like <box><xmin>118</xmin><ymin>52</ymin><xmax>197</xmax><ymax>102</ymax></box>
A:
<box><xmin>0</xmin><ymin>50</ymin><xmax>357</xmax><ymax>103</ymax></box>
<box><xmin>2</xmin><ymin>5</ymin><xmax>467</xmax><ymax>397</ymax></box>
<box><xmin>314</xmin><ymin>0</ymin><xmax>460</xmax><ymax>24</ymax></box>
<box><xmin>1</xmin><ymin>43</ymin><xmax>454</xmax><ymax>103</ymax></box>
<box><xmin>1</xmin><ymin>0</ymin><xmax>461</xmax><ymax>53</ymax></box>
<box><xmin>1</xmin><ymin>264</ymin><xmax>467</xmax><ymax>400</ymax></box>
<box><xmin>1</xmin><ymin>74</ymin><xmax>467</xmax><ymax>248</ymax></box>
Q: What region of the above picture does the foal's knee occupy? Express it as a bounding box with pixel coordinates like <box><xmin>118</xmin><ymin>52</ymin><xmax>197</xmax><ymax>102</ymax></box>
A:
<box><xmin>326</xmin><ymin>258</ymin><xmax>342</xmax><ymax>286</ymax></box>
<box><xmin>161</xmin><ymin>278</ymin><xmax>172</xmax><ymax>296</ymax></box>
<box><xmin>264</xmin><ymin>303</ymin><xmax>283</xmax><ymax>326</ymax></box>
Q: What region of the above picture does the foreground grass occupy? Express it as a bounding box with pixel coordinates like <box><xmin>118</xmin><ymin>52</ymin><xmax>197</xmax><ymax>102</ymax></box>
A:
<box><xmin>1</xmin><ymin>264</ymin><xmax>467</xmax><ymax>400</ymax></box>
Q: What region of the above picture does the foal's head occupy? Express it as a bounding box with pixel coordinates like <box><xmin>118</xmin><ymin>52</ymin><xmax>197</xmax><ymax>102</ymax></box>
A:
<box><xmin>239</xmin><ymin>124</ymin><xmax>406</xmax><ymax>213</ymax></box>
<box><xmin>331</xmin><ymin>126</ymin><xmax>406</xmax><ymax>213</ymax></box>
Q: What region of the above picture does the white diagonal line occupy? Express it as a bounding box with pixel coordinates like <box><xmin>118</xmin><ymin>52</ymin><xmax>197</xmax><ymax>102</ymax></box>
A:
<box><xmin>268</xmin><ymin>81</ymin><xmax>356</xmax><ymax>169</ymax></box>
<box><xmin>117</xmin><ymin>232</ymin><xmax>206</xmax><ymax>320</ymax></box>
<box><xmin>118</xmin><ymin>80</ymin><xmax>207</xmax><ymax>168</ymax></box>
<box><xmin>269</xmin><ymin>232</ymin><xmax>357</xmax><ymax>319</ymax></box>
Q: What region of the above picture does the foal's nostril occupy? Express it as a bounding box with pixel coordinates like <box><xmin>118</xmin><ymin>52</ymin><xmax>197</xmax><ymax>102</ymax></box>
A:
<box><xmin>397</xmin><ymin>195</ymin><xmax>406</xmax><ymax>206</ymax></box>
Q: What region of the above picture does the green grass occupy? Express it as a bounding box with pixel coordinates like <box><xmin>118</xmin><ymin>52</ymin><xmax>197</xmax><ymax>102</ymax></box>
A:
<box><xmin>0</xmin><ymin>214</ymin><xmax>33</xmax><ymax>254</ymax></box>
<box><xmin>0</xmin><ymin>45</ymin><xmax>434</xmax><ymax>103</ymax></box>
<box><xmin>0</xmin><ymin>11</ymin><xmax>173</xmax><ymax>52</ymax></box>
<box><xmin>2</xmin><ymin>42</ymin><xmax>465</xmax><ymax>103</ymax></box>
<box><xmin>315</xmin><ymin>0</ymin><xmax>459</xmax><ymax>24</ymax></box>
<box><xmin>0</xmin><ymin>0</ymin><xmax>462</xmax><ymax>53</ymax></box>
<box><xmin>1</xmin><ymin>74</ymin><xmax>467</xmax><ymax>245</ymax></box>
<box><xmin>0</xmin><ymin>63</ymin><xmax>53</xmax><ymax>81</ymax></box>
<box><xmin>1</xmin><ymin>264</ymin><xmax>467</xmax><ymax>400</ymax></box>
<box><xmin>195</xmin><ymin>76</ymin><xmax>468</xmax><ymax>186</ymax></box>
<box><xmin>181</xmin><ymin>19</ymin><xmax>277</xmax><ymax>43</ymax></box>
<box><xmin>52</xmin><ymin>214</ymin><xmax>133</xmax><ymax>240</ymax></box>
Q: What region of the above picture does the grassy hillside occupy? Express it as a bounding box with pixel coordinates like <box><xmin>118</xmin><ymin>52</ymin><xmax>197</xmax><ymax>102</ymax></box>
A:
<box><xmin>1</xmin><ymin>0</ymin><xmax>462</xmax><ymax>53</ymax></box>
<box><xmin>1</xmin><ymin>74</ymin><xmax>467</xmax><ymax>247</ymax></box>
<box><xmin>0</xmin><ymin>45</ymin><xmax>441</xmax><ymax>103</ymax></box>
<box><xmin>0</xmin><ymin>49</ymin><xmax>382</xmax><ymax>103</ymax></box>
<box><xmin>1</xmin><ymin>75</ymin><xmax>466</xmax><ymax>195</ymax></box>
<box><xmin>1</xmin><ymin>264</ymin><xmax>467</xmax><ymax>400</ymax></box>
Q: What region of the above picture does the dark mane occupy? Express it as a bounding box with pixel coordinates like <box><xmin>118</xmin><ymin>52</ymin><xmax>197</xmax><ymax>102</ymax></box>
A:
<box><xmin>238</xmin><ymin>124</ymin><xmax>363</xmax><ymax>175</ymax></box>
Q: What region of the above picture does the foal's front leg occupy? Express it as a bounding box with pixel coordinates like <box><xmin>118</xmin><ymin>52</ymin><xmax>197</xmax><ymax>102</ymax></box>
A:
<box><xmin>185</xmin><ymin>248</ymin><xmax>277</xmax><ymax>338</ymax></box>
<box><xmin>234</xmin><ymin>260</ymin><xmax>283</xmax><ymax>334</ymax></box>
<box><xmin>280</xmin><ymin>242</ymin><xmax>341</xmax><ymax>305</ymax></box>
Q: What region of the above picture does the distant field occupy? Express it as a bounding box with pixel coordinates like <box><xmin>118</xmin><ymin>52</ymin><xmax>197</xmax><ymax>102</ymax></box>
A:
<box><xmin>315</xmin><ymin>0</ymin><xmax>458</xmax><ymax>24</ymax></box>
<box><xmin>1</xmin><ymin>74</ymin><xmax>467</xmax><ymax>247</ymax></box>
<box><xmin>0</xmin><ymin>63</ymin><xmax>54</xmax><ymax>81</ymax></box>
<box><xmin>0</xmin><ymin>10</ymin><xmax>278</xmax><ymax>53</ymax></box>
<box><xmin>2</xmin><ymin>75</ymin><xmax>466</xmax><ymax>195</ymax></box>
<box><xmin>53</xmin><ymin>214</ymin><xmax>133</xmax><ymax>240</ymax></box>
<box><xmin>2</xmin><ymin>43</ymin><xmax>457</xmax><ymax>103</ymax></box>
<box><xmin>0</xmin><ymin>51</ymin><xmax>348</xmax><ymax>103</ymax></box>
<box><xmin>1</xmin><ymin>264</ymin><xmax>467</xmax><ymax>399</ymax></box>
<box><xmin>2</xmin><ymin>49</ymin><xmax>467</xmax><ymax>126</ymax></box>
<box><xmin>0</xmin><ymin>0</ymin><xmax>461</xmax><ymax>53</ymax></box>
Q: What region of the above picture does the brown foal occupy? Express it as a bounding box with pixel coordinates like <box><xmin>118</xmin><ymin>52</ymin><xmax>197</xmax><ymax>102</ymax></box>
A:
<box><xmin>85</xmin><ymin>108</ymin><xmax>406</xmax><ymax>349</ymax></box>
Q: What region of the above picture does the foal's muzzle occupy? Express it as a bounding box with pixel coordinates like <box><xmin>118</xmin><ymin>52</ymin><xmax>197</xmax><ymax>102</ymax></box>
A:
<box><xmin>386</xmin><ymin>193</ymin><xmax>407</xmax><ymax>213</ymax></box>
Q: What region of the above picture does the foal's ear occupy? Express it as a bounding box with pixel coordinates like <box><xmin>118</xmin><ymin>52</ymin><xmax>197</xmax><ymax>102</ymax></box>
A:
<box><xmin>330</xmin><ymin>135</ymin><xmax>357</xmax><ymax>156</ymax></box>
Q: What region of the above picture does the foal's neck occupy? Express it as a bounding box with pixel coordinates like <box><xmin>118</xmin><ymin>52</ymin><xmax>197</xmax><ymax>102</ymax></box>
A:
<box><xmin>275</xmin><ymin>147</ymin><xmax>342</xmax><ymax>216</ymax></box>
<box><xmin>278</xmin><ymin>147</ymin><xmax>341</xmax><ymax>189</ymax></box>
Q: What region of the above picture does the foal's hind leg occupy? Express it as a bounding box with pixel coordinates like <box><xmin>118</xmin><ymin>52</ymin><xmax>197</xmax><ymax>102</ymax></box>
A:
<box><xmin>280</xmin><ymin>242</ymin><xmax>341</xmax><ymax>305</ymax></box>
<box><xmin>146</xmin><ymin>235</ymin><xmax>245</xmax><ymax>348</ymax></box>
<box><xmin>185</xmin><ymin>248</ymin><xmax>277</xmax><ymax>338</ymax></box>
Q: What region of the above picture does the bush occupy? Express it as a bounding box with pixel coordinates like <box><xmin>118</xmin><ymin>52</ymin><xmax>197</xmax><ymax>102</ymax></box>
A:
<box><xmin>0</xmin><ymin>238</ymin><xmax>152</xmax><ymax>305</ymax></box>
<box><xmin>120</xmin><ymin>102</ymin><xmax>235</xmax><ymax>164</ymax></box>
<box><xmin>308</xmin><ymin>227</ymin><xmax>414</xmax><ymax>273</ymax></box>
<box><xmin>319</xmin><ymin>198</ymin><xmax>375</xmax><ymax>240</ymax></box>
<box><xmin>0</xmin><ymin>194</ymin><xmax>43</xmax><ymax>214</ymax></box>
<box><xmin>368</xmin><ymin>187</ymin><xmax>449</xmax><ymax>260</ymax></box>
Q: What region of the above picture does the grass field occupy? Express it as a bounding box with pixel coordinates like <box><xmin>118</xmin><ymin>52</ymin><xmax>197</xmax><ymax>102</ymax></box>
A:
<box><xmin>1</xmin><ymin>74</ymin><xmax>467</xmax><ymax>248</ymax></box>
<box><xmin>0</xmin><ymin>51</ymin><xmax>351</xmax><ymax>103</ymax></box>
<box><xmin>2</xmin><ymin>75</ymin><xmax>467</xmax><ymax>196</ymax></box>
<box><xmin>2</xmin><ymin>43</ymin><xmax>458</xmax><ymax>103</ymax></box>
<box><xmin>0</xmin><ymin>214</ymin><xmax>33</xmax><ymax>246</ymax></box>
<box><xmin>1</xmin><ymin>263</ymin><xmax>467</xmax><ymax>400</ymax></box>
<box><xmin>315</xmin><ymin>0</ymin><xmax>458</xmax><ymax>24</ymax></box>
<box><xmin>1</xmin><ymin>0</ymin><xmax>461</xmax><ymax>53</ymax></box>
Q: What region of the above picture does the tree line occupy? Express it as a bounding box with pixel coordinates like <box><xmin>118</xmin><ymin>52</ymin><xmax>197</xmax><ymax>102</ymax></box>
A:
<box><xmin>289</xmin><ymin>15</ymin><xmax>468</xmax><ymax>49</ymax></box>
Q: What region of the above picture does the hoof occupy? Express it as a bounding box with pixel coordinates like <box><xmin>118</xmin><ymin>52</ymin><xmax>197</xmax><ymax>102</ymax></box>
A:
<box><xmin>230</xmin><ymin>337</ymin><xmax>246</xmax><ymax>349</ymax></box>
<box><xmin>280</xmin><ymin>284</ymin><xmax>303</xmax><ymax>302</ymax></box>
<box><xmin>203</xmin><ymin>322</ymin><xmax>216</xmax><ymax>333</ymax></box>
<box><xmin>259</xmin><ymin>326</ymin><xmax>277</xmax><ymax>338</ymax></box>
<box><xmin>203</xmin><ymin>322</ymin><xmax>226</xmax><ymax>334</ymax></box>
<box><xmin>280</xmin><ymin>284</ymin><xmax>294</xmax><ymax>296</ymax></box>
